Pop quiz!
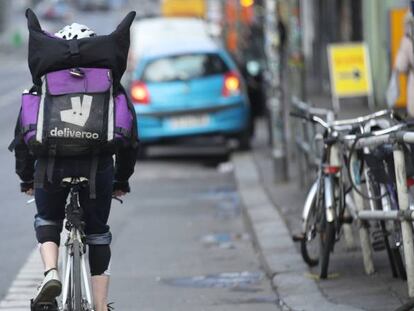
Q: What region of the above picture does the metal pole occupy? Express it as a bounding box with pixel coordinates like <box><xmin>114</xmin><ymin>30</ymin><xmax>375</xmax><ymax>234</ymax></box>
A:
<box><xmin>350</xmin><ymin>153</ymin><xmax>375</xmax><ymax>275</ymax></box>
<box><xmin>264</xmin><ymin>0</ymin><xmax>288</xmax><ymax>182</ymax></box>
<box><xmin>393</xmin><ymin>145</ymin><xmax>414</xmax><ymax>297</ymax></box>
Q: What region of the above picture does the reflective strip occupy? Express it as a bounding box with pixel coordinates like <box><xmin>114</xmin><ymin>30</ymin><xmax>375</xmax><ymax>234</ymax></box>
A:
<box><xmin>107</xmin><ymin>88</ymin><xmax>114</xmax><ymax>141</ymax></box>
<box><xmin>34</xmin><ymin>216</ymin><xmax>63</xmax><ymax>229</ymax></box>
<box><xmin>36</xmin><ymin>82</ymin><xmax>46</xmax><ymax>143</ymax></box>
<box><xmin>86</xmin><ymin>231</ymin><xmax>112</xmax><ymax>245</ymax></box>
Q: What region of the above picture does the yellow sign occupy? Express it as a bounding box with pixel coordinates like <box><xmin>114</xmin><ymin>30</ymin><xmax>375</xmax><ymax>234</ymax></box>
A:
<box><xmin>390</xmin><ymin>8</ymin><xmax>409</xmax><ymax>108</ymax></box>
<box><xmin>162</xmin><ymin>0</ymin><xmax>206</xmax><ymax>18</ymax></box>
<box><xmin>328</xmin><ymin>43</ymin><xmax>373</xmax><ymax>98</ymax></box>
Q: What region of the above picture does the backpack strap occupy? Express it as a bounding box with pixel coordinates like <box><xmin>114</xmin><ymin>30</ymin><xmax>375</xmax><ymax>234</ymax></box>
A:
<box><xmin>34</xmin><ymin>158</ymin><xmax>47</xmax><ymax>189</ymax></box>
<box><xmin>89</xmin><ymin>151</ymin><xmax>99</xmax><ymax>199</ymax></box>
<box><xmin>46</xmin><ymin>145</ymin><xmax>57</xmax><ymax>184</ymax></box>
<box><xmin>68</xmin><ymin>40</ymin><xmax>81</xmax><ymax>64</ymax></box>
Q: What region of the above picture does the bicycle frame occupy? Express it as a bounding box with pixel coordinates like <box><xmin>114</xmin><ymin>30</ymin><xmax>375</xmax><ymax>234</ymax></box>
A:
<box><xmin>319</xmin><ymin>133</ymin><xmax>344</xmax><ymax>226</ymax></box>
<box><xmin>60</xmin><ymin>179</ymin><xmax>94</xmax><ymax>311</ymax></box>
<box><xmin>62</xmin><ymin>228</ymin><xmax>93</xmax><ymax>310</ymax></box>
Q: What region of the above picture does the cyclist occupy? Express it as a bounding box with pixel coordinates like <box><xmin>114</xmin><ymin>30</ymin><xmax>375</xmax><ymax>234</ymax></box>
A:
<box><xmin>14</xmin><ymin>22</ymin><xmax>137</xmax><ymax>311</ymax></box>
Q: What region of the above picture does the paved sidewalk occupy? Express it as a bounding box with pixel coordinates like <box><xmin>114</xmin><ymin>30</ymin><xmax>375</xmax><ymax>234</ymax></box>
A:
<box><xmin>232</xmin><ymin>151</ymin><xmax>364</xmax><ymax>311</ymax></box>
<box><xmin>232</xmin><ymin>112</ymin><xmax>414</xmax><ymax>310</ymax></box>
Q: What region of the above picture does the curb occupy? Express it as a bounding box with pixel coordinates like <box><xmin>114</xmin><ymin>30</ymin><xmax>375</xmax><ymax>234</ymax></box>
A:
<box><xmin>232</xmin><ymin>152</ymin><xmax>365</xmax><ymax>311</ymax></box>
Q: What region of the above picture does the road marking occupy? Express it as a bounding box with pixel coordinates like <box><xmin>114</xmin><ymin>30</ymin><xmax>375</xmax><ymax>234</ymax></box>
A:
<box><xmin>0</xmin><ymin>247</ymin><xmax>43</xmax><ymax>310</ymax></box>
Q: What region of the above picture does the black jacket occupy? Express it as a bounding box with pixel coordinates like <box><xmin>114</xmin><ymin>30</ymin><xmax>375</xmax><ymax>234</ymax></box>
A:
<box><xmin>14</xmin><ymin>134</ymin><xmax>137</xmax><ymax>193</ymax></box>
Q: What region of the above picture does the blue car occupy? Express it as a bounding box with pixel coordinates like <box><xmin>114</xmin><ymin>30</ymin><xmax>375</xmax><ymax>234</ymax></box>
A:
<box><xmin>130</xmin><ymin>40</ymin><xmax>251</xmax><ymax>155</ymax></box>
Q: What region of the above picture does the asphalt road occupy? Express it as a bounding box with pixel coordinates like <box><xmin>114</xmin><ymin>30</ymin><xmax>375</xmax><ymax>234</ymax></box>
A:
<box><xmin>109</xmin><ymin>155</ymin><xmax>279</xmax><ymax>310</ymax></box>
<box><xmin>0</xmin><ymin>54</ymin><xmax>37</xmax><ymax>300</ymax></box>
<box><xmin>0</xmin><ymin>5</ymin><xmax>279</xmax><ymax>310</ymax></box>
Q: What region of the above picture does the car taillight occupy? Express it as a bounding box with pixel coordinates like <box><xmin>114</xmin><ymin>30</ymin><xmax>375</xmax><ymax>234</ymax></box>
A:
<box><xmin>131</xmin><ymin>81</ymin><xmax>150</xmax><ymax>104</ymax></box>
<box><xmin>222</xmin><ymin>71</ymin><xmax>241</xmax><ymax>97</ymax></box>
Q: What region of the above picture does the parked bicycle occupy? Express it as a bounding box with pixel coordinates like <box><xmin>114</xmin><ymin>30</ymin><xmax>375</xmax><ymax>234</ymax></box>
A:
<box><xmin>291</xmin><ymin>109</ymin><xmax>396</xmax><ymax>279</ymax></box>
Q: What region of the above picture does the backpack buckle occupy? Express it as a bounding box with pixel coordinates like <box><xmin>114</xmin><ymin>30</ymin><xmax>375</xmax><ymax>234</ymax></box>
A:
<box><xmin>69</xmin><ymin>68</ymin><xmax>84</xmax><ymax>78</ymax></box>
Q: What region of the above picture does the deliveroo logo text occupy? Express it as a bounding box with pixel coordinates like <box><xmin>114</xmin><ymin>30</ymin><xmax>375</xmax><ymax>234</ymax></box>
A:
<box><xmin>60</xmin><ymin>95</ymin><xmax>92</xmax><ymax>127</ymax></box>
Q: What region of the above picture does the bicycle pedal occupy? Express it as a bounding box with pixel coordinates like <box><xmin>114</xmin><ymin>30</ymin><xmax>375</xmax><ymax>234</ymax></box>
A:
<box><xmin>292</xmin><ymin>233</ymin><xmax>304</xmax><ymax>242</ymax></box>
<box><xmin>371</xmin><ymin>230</ymin><xmax>386</xmax><ymax>251</ymax></box>
<box><xmin>372</xmin><ymin>240</ymin><xmax>386</xmax><ymax>251</ymax></box>
<box><xmin>30</xmin><ymin>299</ymin><xmax>58</xmax><ymax>311</ymax></box>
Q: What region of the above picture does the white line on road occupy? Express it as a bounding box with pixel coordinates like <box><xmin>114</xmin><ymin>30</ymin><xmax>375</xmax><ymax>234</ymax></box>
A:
<box><xmin>0</xmin><ymin>247</ymin><xmax>43</xmax><ymax>310</ymax></box>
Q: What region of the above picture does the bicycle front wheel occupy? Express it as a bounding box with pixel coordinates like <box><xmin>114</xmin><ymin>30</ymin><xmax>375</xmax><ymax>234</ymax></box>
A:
<box><xmin>319</xmin><ymin>218</ymin><xmax>335</xmax><ymax>279</ymax></box>
<box><xmin>300</xmin><ymin>186</ymin><xmax>320</xmax><ymax>267</ymax></box>
<box><xmin>72</xmin><ymin>240</ymin><xmax>82</xmax><ymax>311</ymax></box>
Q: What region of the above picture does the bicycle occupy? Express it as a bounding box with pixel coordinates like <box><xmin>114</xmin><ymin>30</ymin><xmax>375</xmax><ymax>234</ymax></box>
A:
<box><xmin>292</xmin><ymin>109</ymin><xmax>396</xmax><ymax>278</ymax></box>
<box><xmin>31</xmin><ymin>177</ymin><xmax>94</xmax><ymax>311</ymax></box>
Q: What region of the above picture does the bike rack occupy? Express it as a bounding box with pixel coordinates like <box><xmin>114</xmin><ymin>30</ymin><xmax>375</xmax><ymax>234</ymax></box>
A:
<box><xmin>346</xmin><ymin>134</ymin><xmax>414</xmax><ymax>297</ymax></box>
<box><xmin>348</xmin><ymin>153</ymin><xmax>376</xmax><ymax>275</ymax></box>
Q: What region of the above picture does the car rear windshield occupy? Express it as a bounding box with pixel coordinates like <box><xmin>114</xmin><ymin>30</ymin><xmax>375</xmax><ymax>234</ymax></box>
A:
<box><xmin>141</xmin><ymin>53</ymin><xmax>229</xmax><ymax>83</ymax></box>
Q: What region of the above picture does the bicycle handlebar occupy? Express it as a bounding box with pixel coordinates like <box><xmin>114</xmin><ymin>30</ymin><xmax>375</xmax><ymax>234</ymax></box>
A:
<box><xmin>329</xmin><ymin>109</ymin><xmax>393</xmax><ymax>127</ymax></box>
<box><xmin>290</xmin><ymin>109</ymin><xmax>394</xmax><ymax>132</ymax></box>
<box><xmin>289</xmin><ymin>111</ymin><xmax>330</xmax><ymax>130</ymax></box>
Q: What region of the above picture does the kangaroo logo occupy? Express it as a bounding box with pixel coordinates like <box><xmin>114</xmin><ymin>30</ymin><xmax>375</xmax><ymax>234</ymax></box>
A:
<box><xmin>60</xmin><ymin>95</ymin><xmax>92</xmax><ymax>127</ymax></box>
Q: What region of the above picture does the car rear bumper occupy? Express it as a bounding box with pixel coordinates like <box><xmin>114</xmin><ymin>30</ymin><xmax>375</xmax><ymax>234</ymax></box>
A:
<box><xmin>136</xmin><ymin>101</ymin><xmax>249</xmax><ymax>143</ymax></box>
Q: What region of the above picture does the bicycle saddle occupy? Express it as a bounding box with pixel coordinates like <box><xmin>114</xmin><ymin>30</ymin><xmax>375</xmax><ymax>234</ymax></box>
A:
<box><xmin>61</xmin><ymin>177</ymin><xmax>89</xmax><ymax>187</ymax></box>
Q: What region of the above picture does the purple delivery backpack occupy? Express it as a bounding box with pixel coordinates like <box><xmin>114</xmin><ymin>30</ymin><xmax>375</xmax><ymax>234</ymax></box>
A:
<box><xmin>20</xmin><ymin>67</ymin><xmax>133</xmax><ymax>157</ymax></box>
<box><xmin>11</xmin><ymin>8</ymin><xmax>138</xmax><ymax>159</ymax></box>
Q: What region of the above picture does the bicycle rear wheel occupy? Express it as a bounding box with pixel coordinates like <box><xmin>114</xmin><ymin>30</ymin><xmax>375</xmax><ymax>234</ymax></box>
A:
<box><xmin>72</xmin><ymin>240</ymin><xmax>82</xmax><ymax>311</ymax></box>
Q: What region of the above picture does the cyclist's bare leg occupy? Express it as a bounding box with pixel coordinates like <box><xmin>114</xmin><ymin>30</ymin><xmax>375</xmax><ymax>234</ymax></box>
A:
<box><xmin>40</xmin><ymin>242</ymin><xmax>59</xmax><ymax>271</ymax></box>
<box><xmin>91</xmin><ymin>275</ymin><xmax>109</xmax><ymax>311</ymax></box>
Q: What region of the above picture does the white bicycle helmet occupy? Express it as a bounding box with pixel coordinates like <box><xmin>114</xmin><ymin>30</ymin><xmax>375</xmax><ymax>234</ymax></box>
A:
<box><xmin>55</xmin><ymin>23</ymin><xmax>96</xmax><ymax>40</ymax></box>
